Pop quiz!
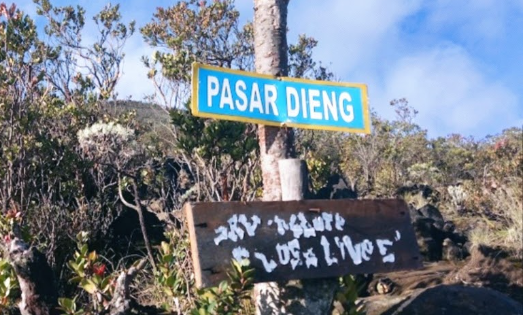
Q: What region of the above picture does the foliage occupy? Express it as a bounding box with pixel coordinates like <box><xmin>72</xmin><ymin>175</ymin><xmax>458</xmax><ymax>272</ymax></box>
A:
<box><xmin>338</xmin><ymin>99</ymin><xmax>429</xmax><ymax>197</ymax></box>
<box><xmin>192</xmin><ymin>259</ymin><xmax>255</xmax><ymax>315</ymax></box>
<box><xmin>154</xmin><ymin>229</ymin><xmax>194</xmax><ymax>312</ymax></box>
<box><xmin>67</xmin><ymin>232</ymin><xmax>115</xmax><ymax>313</ymax></box>
<box><xmin>0</xmin><ymin>1</ymin><xmax>521</xmax><ymax>314</ymax></box>
<box><xmin>35</xmin><ymin>0</ymin><xmax>135</xmax><ymax>101</ymax></box>
<box><xmin>142</xmin><ymin>0</ymin><xmax>253</xmax><ymax>81</ymax></box>
<box><xmin>465</xmin><ymin>128</ymin><xmax>523</xmax><ymax>258</ymax></box>
<box><xmin>58</xmin><ymin>296</ymin><xmax>84</xmax><ymax>315</ymax></box>
<box><xmin>0</xmin><ymin>258</ymin><xmax>18</xmax><ymax>309</ymax></box>
<box><xmin>142</xmin><ymin>0</ymin><xmax>264</xmax><ymax>203</ymax></box>
<box><xmin>332</xmin><ymin>275</ymin><xmax>366</xmax><ymax>315</ymax></box>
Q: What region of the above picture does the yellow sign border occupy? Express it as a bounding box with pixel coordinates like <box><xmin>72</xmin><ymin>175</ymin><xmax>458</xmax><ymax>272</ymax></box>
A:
<box><xmin>191</xmin><ymin>62</ymin><xmax>371</xmax><ymax>134</ymax></box>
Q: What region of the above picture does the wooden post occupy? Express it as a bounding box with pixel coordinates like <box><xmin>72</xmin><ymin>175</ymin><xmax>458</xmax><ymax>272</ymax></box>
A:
<box><xmin>278</xmin><ymin>159</ymin><xmax>307</xmax><ymax>201</ymax></box>
<box><xmin>252</xmin><ymin>1</ymin><xmax>338</xmax><ymax>313</ymax></box>
<box><xmin>253</xmin><ymin>0</ymin><xmax>292</xmax><ymax>314</ymax></box>
<box><xmin>278</xmin><ymin>159</ymin><xmax>339</xmax><ymax>314</ymax></box>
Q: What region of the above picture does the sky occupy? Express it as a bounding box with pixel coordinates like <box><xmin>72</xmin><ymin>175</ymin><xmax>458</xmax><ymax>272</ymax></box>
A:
<box><xmin>18</xmin><ymin>0</ymin><xmax>523</xmax><ymax>139</ymax></box>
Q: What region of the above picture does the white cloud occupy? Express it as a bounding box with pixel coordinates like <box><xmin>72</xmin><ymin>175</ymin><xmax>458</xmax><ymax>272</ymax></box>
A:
<box><xmin>287</xmin><ymin>0</ymin><xmax>422</xmax><ymax>75</ymax></box>
<box><xmin>115</xmin><ymin>35</ymin><xmax>155</xmax><ymax>100</ymax></box>
<box><xmin>378</xmin><ymin>45</ymin><xmax>520</xmax><ymax>138</ymax></box>
<box><xmin>423</xmin><ymin>0</ymin><xmax>523</xmax><ymax>43</ymax></box>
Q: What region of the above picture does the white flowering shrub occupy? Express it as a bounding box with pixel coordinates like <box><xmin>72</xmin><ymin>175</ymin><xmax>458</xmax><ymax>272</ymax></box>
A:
<box><xmin>77</xmin><ymin>122</ymin><xmax>138</xmax><ymax>161</ymax></box>
<box><xmin>447</xmin><ymin>184</ymin><xmax>467</xmax><ymax>211</ymax></box>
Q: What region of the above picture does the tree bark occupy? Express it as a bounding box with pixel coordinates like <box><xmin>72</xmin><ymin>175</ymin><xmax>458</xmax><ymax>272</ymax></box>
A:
<box><xmin>253</xmin><ymin>1</ymin><xmax>293</xmax><ymax>314</ymax></box>
<box><xmin>103</xmin><ymin>259</ymin><xmax>147</xmax><ymax>315</ymax></box>
<box><xmin>277</xmin><ymin>160</ymin><xmax>338</xmax><ymax>315</ymax></box>
<box><xmin>8</xmin><ymin>238</ymin><xmax>60</xmax><ymax>315</ymax></box>
<box><xmin>254</xmin><ymin>0</ymin><xmax>295</xmax><ymax>202</ymax></box>
<box><xmin>252</xmin><ymin>3</ymin><xmax>339</xmax><ymax>313</ymax></box>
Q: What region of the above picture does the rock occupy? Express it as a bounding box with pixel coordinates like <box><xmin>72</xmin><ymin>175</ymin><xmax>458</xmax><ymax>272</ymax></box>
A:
<box><xmin>396</xmin><ymin>184</ymin><xmax>440</xmax><ymax>208</ymax></box>
<box><xmin>411</xmin><ymin>205</ymin><xmax>468</xmax><ymax>262</ymax></box>
<box><xmin>442</xmin><ymin>238</ymin><xmax>464</xmax><ymax>262</ymax></box>
<box><xmin>315</xmin><ymin>174</ymin><xmax>357</xmax><ymax>199</ymax></box>
<box><xmin>442</xmin><ymin>221</ymin><xmax>455</xmax><ymax>234</ymax></box>
<box><xmin>376</xmin><ymin>277</ymin><xmax>396</xmax><ymax>295</ymax></box>
<box><xmin>412</xmin><ymin>218</ymin><xmax>445</xmax><ymax>261</ymax></box>
<box><xmin>445</xmin><ymin>245</ymin><xmax>523</xmax><ymax>303</ymax></box>
<box><xmin>360</xmin><ymin>294</ymin><xmax>412</xmax><ymax>315</ymax></box>
<box><xmin>386</xmin><ymin>285</ymin><xmax>523</xmax><ymax>315</ymax></box>
<box><xmin>418</xmin><ymin>204</ymin><xmax>444</xmax><ymax>225</ymax></box>
<box><xmin>407</xmin><ymin>204</ymin><xmax>422</xmax><ymax>223</ymax></box>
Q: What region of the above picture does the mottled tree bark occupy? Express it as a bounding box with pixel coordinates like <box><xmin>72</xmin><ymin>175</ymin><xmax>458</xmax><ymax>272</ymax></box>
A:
<box><xmin>253</xmin><ymin>1</ymin><xmax>293</xmax><ymax>314</ymax></box>
<box><xmin>254</xmin><ymin>0</ymin><xmax>295</xmax><ymax>202</ymax></box>
<box><xmin>104</xmin><ymin>259</ymin><xmax>147</xmax><ymax>315</ymax></box>
<box><xmin>252</xmin><ymin>1</ymin><xmax>338</xmax><ymax>314</ymax></box>
<box><xmin>8</xmin><ymin>238</ymin><xmax>60</xmax><ymax>315</ymax></box>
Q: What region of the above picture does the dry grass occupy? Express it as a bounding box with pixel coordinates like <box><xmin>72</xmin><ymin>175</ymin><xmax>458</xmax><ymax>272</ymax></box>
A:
<box><xmin>469</xmin><ymin>180</ymin><xmax>523</xmax><ymax>259</ymax></box>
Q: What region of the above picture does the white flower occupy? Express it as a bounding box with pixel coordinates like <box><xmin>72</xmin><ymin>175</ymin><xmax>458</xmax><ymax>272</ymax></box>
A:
<box><xmin>77</xmin><ymin>122</ymin><xmax>137</xmax><ymax>159</ymax></box>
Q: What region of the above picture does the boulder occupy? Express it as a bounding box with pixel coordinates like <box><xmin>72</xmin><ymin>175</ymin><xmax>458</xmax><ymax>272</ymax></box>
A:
<box><xmin>442</xmin><ymin>238</ymin><xmax>465</xmax><ymax>262</ymax></box>
<box><xmin>418</xmin><ymin>204</ymin><xmax>444</xmax><ymax>226</ymax></box>
<box><xmin>445</xmin><ymin>245</ymin><xmax>523</xmax><ymax>303</ymax></box>
<box><xmin>411</xmin><ymin>204</ymin><xmax>468</xmax><ymax>262</ymax></box>
<box><xmin>386</xmin><ymin>285</ymin><xmax>523</xmax><ymax>315</ymax></box>
<box><xmin>315</xmin><ymin>174</ymin><xmax>357</xmax><ymax>200</ymax></box>
<box><xmin>412</xmin><ymin>217</ymin><xmax>445</xmax><ymax>261</ymax></box>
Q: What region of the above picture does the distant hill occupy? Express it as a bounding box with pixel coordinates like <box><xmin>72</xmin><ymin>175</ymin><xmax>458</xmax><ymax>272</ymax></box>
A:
<box><xmin>105</xmin><ymin>100</ymin><xmax>172</xmax><ymax>127</ymax></box>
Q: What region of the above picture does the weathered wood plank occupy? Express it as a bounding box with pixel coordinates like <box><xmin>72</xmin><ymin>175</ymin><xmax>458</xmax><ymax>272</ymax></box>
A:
<box><xmin>184</xmin><ymin>199</ymin><xmax>421</xmax><ymax>288</ymax></box>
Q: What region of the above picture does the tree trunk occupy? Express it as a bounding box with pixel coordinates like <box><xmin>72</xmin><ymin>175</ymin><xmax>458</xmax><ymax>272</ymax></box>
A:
<box><xmin>104</xmin><ymin>259</ymin><xmax>147</xmax><ymax>315</ymax></box>
<box><xmin>278</xmin><ymin>160</ymin><xmax>339</xmax><ymax>315</ymax></box>
<box><xmin>8</xmin><ymin>238</ymin><xmax>60</xmax><ymax>315</ymax></box>
<box><xmin>252</xmin><ymin>2</ymin><xmax>340</xmax><ymax>313</ymax></box>
<box><xmin>254</xmin><ymin>0</ymin><xmax>295</xmax><ymax>202</ymax></box>
<box><xmin>253</xmin><ymin>1</ymin><xmax>293</xmax><ymax>314</ymax></box>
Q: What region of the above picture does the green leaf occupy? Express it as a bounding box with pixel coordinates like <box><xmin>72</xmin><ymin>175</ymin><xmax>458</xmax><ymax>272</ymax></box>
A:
<box><xmin>80</xmin><ymin>279</ymin><xmax>97</xmax><ymax>294</ymax></box>
<box><xmin>100</xmin><ymin>277</ymin><xmax>111</xmax><ymax>291</ymax></box>
<box><xmin>68</xmin><ymin>261</ymin><xmax>79</xmax><ymax>272</ymax></box>
<box><xmin>58</xmin><ymin>297</ymin><xmax>74</xmax><ymax>311</ymax></box>
<box><xmin>165</xmin><ymin>275</ymin><xmax>175</xmax><ymax>287</ymax></box>
<box><xmin>88</xmin><ymin>250</ymin><xmax>97</xmax><ymax>262</ymax></box>
<box><xmin>162</xmin><ymin>253</ymin><xmax>173</xmax><ymax>264</ymax></box>
<box><xmin>218</xmin><ymin>281</ymin><xmax>228</xmax><ymax>292</ymax></box>
<box><xmin>80</xmin><ymin>244</ymin><xmax>89</xmax><ymax>256</ymax></box>
<box><xmin>161</xmin><ymin>241</ymin><xmax>170</xmax><ymax>254</ymax></box>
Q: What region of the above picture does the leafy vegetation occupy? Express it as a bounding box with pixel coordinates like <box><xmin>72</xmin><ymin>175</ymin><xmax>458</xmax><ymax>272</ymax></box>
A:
<box><xmin>0</xmin><ymin>0</ymin><xmax>521</xmax><ymax>314</ymax></box>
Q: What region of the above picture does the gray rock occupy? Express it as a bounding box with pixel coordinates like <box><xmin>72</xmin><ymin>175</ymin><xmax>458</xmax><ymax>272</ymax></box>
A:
<box><xmin>418</xmin><ymin>204</ymin><xmax>444</xmax><ymax>225</ymax></box>
<box><xmin>386</xmin><ymin>285</ymin><xmax>523</xmax><ymax>315</ymax></box>
<box><xmin>442</xmin><ymin>238</ymin><xmax>464</xmax><ymax>262</ymax></box>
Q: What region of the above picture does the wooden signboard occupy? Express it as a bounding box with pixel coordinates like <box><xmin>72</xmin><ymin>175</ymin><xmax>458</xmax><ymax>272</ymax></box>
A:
<box><xmin>184</xmin><ymin>199</ymin><xmax>421</xmax><ymax>288</ymax></box>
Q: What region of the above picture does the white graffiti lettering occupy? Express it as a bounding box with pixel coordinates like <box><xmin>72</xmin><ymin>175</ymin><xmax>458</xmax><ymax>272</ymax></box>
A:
<box><xmin>232</xmin><ymin>246</ymin><xmax>250</xmax><ymax>263</ymax></box>
<box><xmin>214</xmin><ymin>226</ymin><xmax>228</xmax><ymax>245</ymax></box>
<box><xmin>238</xmin><ymin>214</ymin><xmax>261</xmax><ymax>236</ymax></box>
<box><xmin>321</xmin><ymin>235</ymin><xmax>338</xmax><ymax>266</ymax></box>
<box><xmin>303</xmin><ymin>248</ymin><xmax>318</xmax><ymax>268</ymax></box>
<box><xmin>376</xmin><ymin>239</ymin><xmax>395</xmax><ymax>263</ymax></box>
<box><xmin>254</xmin><ymin>252</ymin><xmax>278</xmax><ymax>273</ymax></box>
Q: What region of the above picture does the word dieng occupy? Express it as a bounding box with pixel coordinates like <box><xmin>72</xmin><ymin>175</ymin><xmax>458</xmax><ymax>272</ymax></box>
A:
<box><xmin>213</xmin><ymin>212</ymin><xmax>402</xmax><ymax>273</ymax></box>
<box><xmin>192</xmin><ymin>63</ymin><xmax>371</xmax><ymax>133</ymax></box>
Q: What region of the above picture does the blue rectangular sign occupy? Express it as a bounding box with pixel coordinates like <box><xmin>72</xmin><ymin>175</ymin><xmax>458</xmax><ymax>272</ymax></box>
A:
<box><xmin>191</xmin><ymin>63</ymin><xmax>370</xmax><ymax>133</ymax></box>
